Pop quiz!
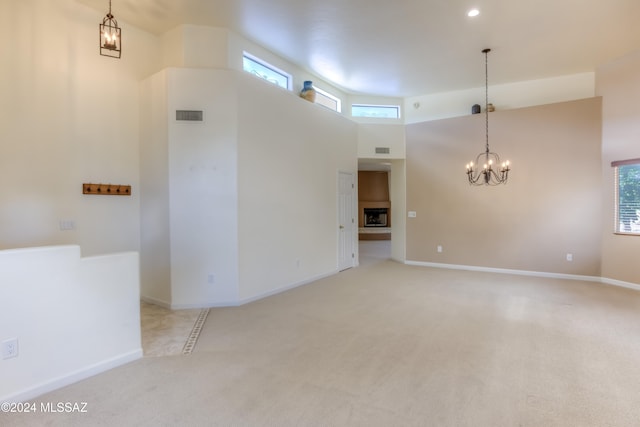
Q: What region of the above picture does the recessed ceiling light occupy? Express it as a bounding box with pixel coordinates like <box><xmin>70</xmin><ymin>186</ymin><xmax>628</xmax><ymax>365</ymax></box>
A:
<box><xmin>468</xmin><ymin>9</ymin><xmax>480</xmax><ymax>17</ymax></box>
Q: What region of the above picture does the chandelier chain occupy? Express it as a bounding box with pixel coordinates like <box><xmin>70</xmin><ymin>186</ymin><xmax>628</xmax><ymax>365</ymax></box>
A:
<box><xmin>100</xmin><ymin>0</ymin><xmax>121</xmax><ymax>58</ymax></box>
<box><xmin>465</xmin><ymin>48</ymin><xmax>510</xmax><ymax>186</ymax></box>
<box><xmin>485</xmin><ymin>49</ymin><xmax>489</xmax><ymax>155</ymax></box>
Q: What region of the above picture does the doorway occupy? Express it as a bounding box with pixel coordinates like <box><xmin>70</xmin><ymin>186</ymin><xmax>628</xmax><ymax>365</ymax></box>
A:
<box><xmin>357</xmin><ymin>159</ymin><xmax>406</xmax><ymax>264</ymax></box>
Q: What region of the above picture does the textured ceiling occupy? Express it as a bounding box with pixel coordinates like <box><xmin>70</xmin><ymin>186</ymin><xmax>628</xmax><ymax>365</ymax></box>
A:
<box><xmin>78</xmin><ymin>0</ymin><xmax>640</xmax><ymax>97</ymax></box>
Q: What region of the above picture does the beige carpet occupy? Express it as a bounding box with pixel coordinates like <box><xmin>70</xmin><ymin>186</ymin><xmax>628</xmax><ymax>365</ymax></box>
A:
<box><xmin>3</xmin><ymin>247</ymin><xmax>640</xmax><ymax>426</ymax></box>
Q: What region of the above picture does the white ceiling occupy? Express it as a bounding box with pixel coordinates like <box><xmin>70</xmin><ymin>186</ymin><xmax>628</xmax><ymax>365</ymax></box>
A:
<box><xmin>79</xmin><ymin>0</ymin><xmax>640</xmax><ymax>98</ymax></box>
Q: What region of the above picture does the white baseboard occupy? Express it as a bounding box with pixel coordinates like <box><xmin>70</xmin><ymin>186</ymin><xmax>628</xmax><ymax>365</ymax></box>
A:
<box><xmin>601</xmin><ymin>277</ymin><xmax>640</xmax><ymax>292</ymax></box>
<box><xmin>405</xmin><ymin>260</ymin><xmax>640</xmax><ymax>291</ymax></box>
<box><xmin>2</xmin><ymin>349</ymin><xmax>142</xmax><ymax>404</ymax></box>
<box><xmin>148</xmin><ymin>263</ymin><xmax>640</xmax><ymax>310</ymax></box>
<box><xmin>168</xmin><ymin>270</ymin><xmax>340</xmax><ymax>309</ymax></box>
<box><xmin>234</xmin><ymin>270</ymin><xmax>339</xmax><ymax>306</ymax></box>
<box><xmin>140</xmin><ymin>295</ymin><xmax>171</xmax><ymax>309</ymax></box>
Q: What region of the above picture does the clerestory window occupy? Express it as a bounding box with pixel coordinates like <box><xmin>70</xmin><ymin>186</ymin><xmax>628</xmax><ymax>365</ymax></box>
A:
<box><xmin>351</xmin><ymin>104</ymin><xmax>400</xmax><ymax>119</ymax></box>
<box><xmin>314</xmin><ymin>86</ymin><xmax>342</xmax><ymax>113</ymax></box>
<box><xmin>242</xmin><ymin>52</ymin><xmax>292</xmax><ymax>90</ymax></box>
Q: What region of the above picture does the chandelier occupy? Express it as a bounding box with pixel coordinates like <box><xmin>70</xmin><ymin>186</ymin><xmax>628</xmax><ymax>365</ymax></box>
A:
<box><xmin>99</xmin><ymin>0</ymin><xmax>121</xmax><ymax>58</ymax></box>
<box><xmin>466</xmin><ymin>48</ymin><xmax>510</xmax><ymax>185</ymax></box>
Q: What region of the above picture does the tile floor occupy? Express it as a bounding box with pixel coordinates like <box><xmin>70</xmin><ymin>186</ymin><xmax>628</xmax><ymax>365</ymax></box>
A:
<box><xmin>140</xmin><ymin>301</ymin><xmax>208</xmax><ymax>357</ymax></box>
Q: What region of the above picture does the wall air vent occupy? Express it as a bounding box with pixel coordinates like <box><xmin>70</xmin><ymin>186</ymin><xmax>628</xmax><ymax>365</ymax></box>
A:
<box><xmin>176</xmin><ymin>110</ymin><xmax>203</xmax><ymax>121</ymax></box>
<box><xmin>375</xmin><ymin>147</ymin><xmax>390</xmax><ymax>154</ymax></box>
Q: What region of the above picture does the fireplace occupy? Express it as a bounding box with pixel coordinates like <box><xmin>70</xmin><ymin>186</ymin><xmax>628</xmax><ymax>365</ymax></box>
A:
<box><xmin>363</xmin><ymin>208</ymin><xmax>388</xmax><ymax>227</ymax></box>
<box><xmin>358</xmin><ymin>171</ymin><xmax>391</xmax><ymax>240</ymax></box>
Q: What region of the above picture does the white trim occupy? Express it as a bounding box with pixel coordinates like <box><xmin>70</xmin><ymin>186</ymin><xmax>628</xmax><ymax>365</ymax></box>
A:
<box><xmin>1</xmin><ymin>350</ymin><xmax>142</xmax><ymax>403</ymax></box>
<box><xmin>152</xmin><ymin>262</ymin><xmax>640</xmax><ymax>310</ymax></box>
<box><xmin>168</xmin><ymin>270</ymin><xmax>339</xmax><ymax>309</ymax></box>
<box><xmin>601</xmin><ymin>277</ymin><xmax>640</xmax><ymax>292</ymax></box>
<box><xmin>140</xmin><ymin>295</ymin><xmax>172</xmax><ymax>309</ymax></box>
<box><xmin>171</xmin><ymin>301</ymin><xmax>236</xmax><ymax>310</ymax></box>
<box><xmin>405</xmin><ymin>260</ymin><xmax>640</xmax><ymax>291</ymax></box>
<box><xmin>234</xmin><ymin>270</ymin><xmax>338</xmax><ymax>306</ymax></box>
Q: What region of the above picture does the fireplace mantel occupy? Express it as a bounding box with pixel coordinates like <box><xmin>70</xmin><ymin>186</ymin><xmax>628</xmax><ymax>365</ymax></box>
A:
<box><xmin>359</xmin><ymin>201</ymin><xmax>391</xmax><ymax>209</ymax></box>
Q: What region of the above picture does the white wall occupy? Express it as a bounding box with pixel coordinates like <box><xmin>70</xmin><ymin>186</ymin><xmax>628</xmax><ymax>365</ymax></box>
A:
<box><xmin>0</xmin><ymin>245</ymin><xmax>141</xmax><ymax>402</ymax></box>
<box><xmin>404</xmin><ymin>72</ymin><xmax>595</xmax><ymax>124</ymax></box>
<box><xmin>236</xmin><ymin>73</ymin><xmax>359</xmax><ymax>301</ymax></box>
<box><xmin>0</xmin><ymin>0</ymin><xmax>161</xmax><ymax>256</ymax></box>
<box><xmin>167</xmin><ymin>69</ymin><xmax>240</xmax><ymax>307</ymax></box>
<box><xmin>231</xmin><ymin>32</ymin><xmax>345</xmax><ymax>111</ymax></box>
<box><xmin>225</xmin><ymin>26</ymin><xmax>410</xmax><ymax>124</ymax></box>
<box><xmin>357</xmin><ymin>124</ymin><xmax>406</xmax><ymax>159</ymax></box>
<box><xmin>140</xmin><ymin>68</ymin><xmax>358</xmax><ymax>308</ymax></box>
<box><xmin>140</xmin><ymin>68</ymin><xmax>241</xmax><ymax>308</ymax></box>
<box><xmin>161</xmin><ymin>25</ymin><xmax>230</xmax><ymax>69</ymax></box>
<box><xmin>390</xmin><ymin>159</ymin><xmax>406</xmax><ymax>263</ymax></box>
<box><xmin>139</xmin><ymin>71</ymin><xmax>172</xmax><ymax>305</ymax></box>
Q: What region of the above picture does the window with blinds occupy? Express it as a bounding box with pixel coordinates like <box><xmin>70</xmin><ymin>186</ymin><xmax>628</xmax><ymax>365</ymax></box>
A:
<box><xmin>613</xmin><ymin>158</ymin><xmax>640</xmax><ymax>234</ymax></box>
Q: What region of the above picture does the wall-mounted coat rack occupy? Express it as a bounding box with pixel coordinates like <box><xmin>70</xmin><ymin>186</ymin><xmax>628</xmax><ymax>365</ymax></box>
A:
<box><xmin>83</xmin><ymin>183</ymin><xmax>131</xmax><ymax>196</ymax></box>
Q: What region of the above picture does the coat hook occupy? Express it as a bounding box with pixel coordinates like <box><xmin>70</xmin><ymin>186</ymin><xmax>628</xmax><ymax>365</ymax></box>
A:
<box><xmin>83</xmin><ymin>182</ymin><xmax>131</xmax><ymax>196</ymax></box>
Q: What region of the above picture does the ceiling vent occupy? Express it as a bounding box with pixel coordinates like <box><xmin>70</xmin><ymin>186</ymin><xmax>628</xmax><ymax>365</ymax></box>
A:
<box><xmin>375</xmin><ymin>147</ymin><xmax>390</xmax><ymax>154</ymax></box>
<box><xmin>176</xmin><ymin>110</ymin><xmax>203</xmax><ymax>121</ymax></box>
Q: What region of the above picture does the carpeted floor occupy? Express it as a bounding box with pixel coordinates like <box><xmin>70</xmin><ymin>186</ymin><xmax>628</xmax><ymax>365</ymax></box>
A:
<box><xmin>3</xmin><ymin>243</ymin><xmax>640</xmax><ymax>426</ymax></box>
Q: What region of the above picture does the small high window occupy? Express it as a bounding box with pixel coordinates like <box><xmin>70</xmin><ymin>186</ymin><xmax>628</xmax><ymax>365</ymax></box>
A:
<box><xmin>242</xmin><ymin>52</ymin><xmax>292</xmax><ymax>90</ymax></box>
<box><xmin>613</xmin><ymin>158</ymin><xmax>640</xmax><ymax>234</ymax></box>
<box><xmin>351</xmin><ymin>104</ymin><xmax>401</xmax><ymax>119</ymax></box>
<box><xmin>314</xmin><ymin>87</ymin><xmax>342</xmax><ymax>113</ymax></box>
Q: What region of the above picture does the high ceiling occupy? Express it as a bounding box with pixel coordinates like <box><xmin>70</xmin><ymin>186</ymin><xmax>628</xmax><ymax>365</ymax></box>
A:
<box><xmin>78</xmin><ymin>0</ymin><xmax>640</xmax><ymax>97</ymax></box>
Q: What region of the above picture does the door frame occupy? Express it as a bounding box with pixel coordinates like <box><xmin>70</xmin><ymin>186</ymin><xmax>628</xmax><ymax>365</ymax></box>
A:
<box><xmin>337</xmin><ymin>171</ymin><xmax>357</xmax><ymax>270</ymax></box>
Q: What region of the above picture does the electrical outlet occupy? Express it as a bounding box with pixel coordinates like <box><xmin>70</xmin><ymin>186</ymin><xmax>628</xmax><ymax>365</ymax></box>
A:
<box><xmin>59</xmin><ymin>220</ymin><xmax>76</xmax><ymax>231</ymax></box>
<box><xmin>566</xmin><ymin>253</ymin><xmax>573</xmax><ymax>262</ymax></box>
<box><xmin>2</xmin><ymin>338</ymin><xmax>18</xmax><ymax>360</ymax></box>
<box><xmin>437</xmin><ymin>245</ymin><xmax>443</xmax><ymax>253</ymax></box>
